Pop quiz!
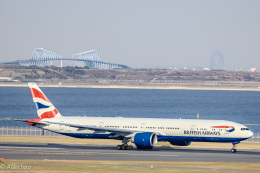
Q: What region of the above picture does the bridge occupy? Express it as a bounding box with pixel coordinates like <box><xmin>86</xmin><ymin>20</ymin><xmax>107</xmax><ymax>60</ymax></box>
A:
<box><xmin>0</xmin><ymin>48</ymin><xmax>129</xmax><ymax>69</ymax></box>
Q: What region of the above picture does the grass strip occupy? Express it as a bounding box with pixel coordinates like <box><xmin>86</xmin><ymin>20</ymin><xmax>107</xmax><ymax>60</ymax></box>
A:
<box><xmin>0</xmin><ymin>159</ymin><xmax>259</xmax><ymax>173</ymax></box>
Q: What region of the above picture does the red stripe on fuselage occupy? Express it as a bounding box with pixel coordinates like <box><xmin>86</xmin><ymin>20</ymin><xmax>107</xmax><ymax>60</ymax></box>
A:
<box><xmin>40</xmin><ymin>109</ymin><xmax>58</xmax><ymax>119</ymax></box>
<box><xmin>30</xmin><ymin>88</ymin><xmax>50</xmax><ymax>103</ymax></box>
<box><xmin>211</xmin><ymin>126</ymin><xmax>235</xmax><ymax>129</ymax></box>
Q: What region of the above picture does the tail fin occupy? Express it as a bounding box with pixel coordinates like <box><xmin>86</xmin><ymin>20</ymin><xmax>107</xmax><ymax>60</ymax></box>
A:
<box><xmin>28</xmin><ymin>83</ymin><xmax>62</xmax><ymax>119</ymax></box>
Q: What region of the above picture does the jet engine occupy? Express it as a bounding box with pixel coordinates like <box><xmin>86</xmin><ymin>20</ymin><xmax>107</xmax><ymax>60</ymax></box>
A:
<box><xmin>169</xmin><ymin>140</ymin><xmax>191</xmax><ymax>146</ymax></box>
<box><xmin>131</xmin><ymin>132</ymin><xmax>158</xmax><ymax>149</ymax></box>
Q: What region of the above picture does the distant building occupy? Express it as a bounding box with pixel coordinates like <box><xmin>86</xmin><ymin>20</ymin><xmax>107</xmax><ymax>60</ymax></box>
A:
<box><xmin>204</xmin><ymin>68</ymin><xmax>210</xmax><ymax>71</ymax></box>
<box><xmin>211</xmin><ymin>52</ymin><xmax>224</xmax><ymax>70</ymax></box>
<box><xmin>0</xmin><ymin>77</ymin><xmax>12</xmax><ymax>81</ymax></box>
<box><xmin>250</xmin><ymin>68</ymin><xmax>256</xmax><ymax>72</ymax></box>
<box><xmin>75</xmin><ymin>61</ymin><xmax>85</xmax><ymax>68</ymax></box>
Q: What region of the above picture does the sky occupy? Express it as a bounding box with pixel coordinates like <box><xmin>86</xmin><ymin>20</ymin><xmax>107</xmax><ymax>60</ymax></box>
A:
<box><xmin>0</xmin><ymin>0</ymin><xmax>260</xmax><ymax>70</ymax></box>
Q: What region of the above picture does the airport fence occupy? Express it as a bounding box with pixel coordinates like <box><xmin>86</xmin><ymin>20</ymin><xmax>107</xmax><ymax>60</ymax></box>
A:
<box><xmin>0</xmin><ymin>126</ymin><xmax>63</xmax><ymax>137</ymax></box>
<box><xmin>0</xmin><ymin>126</ymin><xmax>259</xmax><ymax>142</ymax></box>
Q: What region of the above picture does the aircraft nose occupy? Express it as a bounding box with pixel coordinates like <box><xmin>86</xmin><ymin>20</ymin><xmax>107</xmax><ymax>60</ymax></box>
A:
<box><xmin>248</xmin><ymin>131</ymin><xmax>253</xmax><ymax>138</ymax></box>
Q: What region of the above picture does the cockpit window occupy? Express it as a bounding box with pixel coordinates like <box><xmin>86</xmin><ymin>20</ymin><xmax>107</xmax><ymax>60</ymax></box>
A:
<box><xmin>241</xmin><ymin>128</ymin><xmax>249</xmax><ymax>131</ymax></box>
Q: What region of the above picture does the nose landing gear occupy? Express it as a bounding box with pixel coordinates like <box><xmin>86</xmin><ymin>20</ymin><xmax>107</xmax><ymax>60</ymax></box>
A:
<box><xmin>231</xmin><ymin>141</ymin><xmax>239</xmax><ymax>153</ymax></box>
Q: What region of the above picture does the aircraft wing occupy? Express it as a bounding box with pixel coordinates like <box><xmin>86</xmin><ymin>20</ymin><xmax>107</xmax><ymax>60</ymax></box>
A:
<box><xmin>1</xmin><ymin>118</ymin><xmax>162</xmax><ymax>137</ymax></box>
<box><xmin>43</xmin><ymin>121</ymin><xmax>137</xmax><ymax>134</ymax></box>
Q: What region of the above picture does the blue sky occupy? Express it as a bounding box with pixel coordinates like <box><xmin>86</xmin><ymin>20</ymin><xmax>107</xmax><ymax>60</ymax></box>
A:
<box><xmin>0</xmin><ymin>0</ymin><xmax>260</xmax><ymax>70</ymax></box>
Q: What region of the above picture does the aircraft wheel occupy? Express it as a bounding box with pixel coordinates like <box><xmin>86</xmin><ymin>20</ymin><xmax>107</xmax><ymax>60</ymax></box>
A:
<box><xmin>125</xmin><ymin>145</ymin><xmax>133</xmax><ymax>150</ymax></box>
<box><xmin>117</xmin><ymin>145</ymin><xmax>122</xmax><ymax>150</ymax></box>
<box><xmin>231</xmin><ymin>149</ymin><xmax>236</xmax><ymax>153</ymax></box>
<box><xmin>137</xmin><ymin>146</ymin><xmax>143</xmax><ymax>149</ymax></box>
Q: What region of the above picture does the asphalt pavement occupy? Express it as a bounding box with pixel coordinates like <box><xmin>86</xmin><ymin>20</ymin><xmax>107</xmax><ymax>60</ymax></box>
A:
<box><xmin>0</xmin><ymin>142</ymin><xmax>259</xmax><ymax>162</ymax></box>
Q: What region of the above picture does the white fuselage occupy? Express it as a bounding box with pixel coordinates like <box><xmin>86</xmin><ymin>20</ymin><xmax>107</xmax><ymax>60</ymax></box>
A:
<box><xmin>36</xmin><ymin>116</ymin><xmax>253</xmax><ymax>143</ymax></box>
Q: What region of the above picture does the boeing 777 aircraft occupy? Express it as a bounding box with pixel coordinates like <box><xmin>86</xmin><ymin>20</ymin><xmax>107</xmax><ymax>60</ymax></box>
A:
<box><xmin>4</xmin><ymin>83</ymin><xmax>253</xmax><ymax>153</ymax></box>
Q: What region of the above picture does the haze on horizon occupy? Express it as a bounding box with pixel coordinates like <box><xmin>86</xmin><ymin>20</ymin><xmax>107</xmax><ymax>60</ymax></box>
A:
<box><xmin>0</xmin><ymin>0</ymin><xmax>260</xmax><ymax>70</ymax></box>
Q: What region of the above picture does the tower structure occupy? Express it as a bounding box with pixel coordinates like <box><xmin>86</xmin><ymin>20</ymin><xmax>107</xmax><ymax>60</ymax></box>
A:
<box><xmin>211</xmin><ymin>52</ymin><xmax>224</xmax><ymax>70</ymax></box>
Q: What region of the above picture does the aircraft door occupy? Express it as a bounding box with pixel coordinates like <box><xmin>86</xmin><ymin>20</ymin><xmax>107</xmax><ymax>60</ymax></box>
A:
<box><xmin>99</xmin><ymin>122</ymin><xmax>104</xmax><ymax>127</ymax></box>
<box><xmin>190</xmin><ymin>125</ymin><xmax>196</xmax><ymax>131</ymax></box>
<box><xmin>140</xmin><ymin>123</ymin><xmax>146</xmax><ymax>131</ymax></box>
<box><xmin>60</xmin><ymin>121</ymin><xmax>64</xmax><ymax>131</ymax></box>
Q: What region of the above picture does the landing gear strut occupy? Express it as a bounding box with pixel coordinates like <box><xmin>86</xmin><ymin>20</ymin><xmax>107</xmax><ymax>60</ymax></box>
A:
<box><xmin>116</xmin><ymin>137</ymin><xmax>133</xmax><ymax>150</ymax></box>
<box><xmin>117</xmin><ymin>144</ymin><xmax>133</xmax><ymax>150</ymax></box>
<box><xmin>231</xmin><ymin>141</ymin><xmax>239</xmax><ymax>153</ymax></box>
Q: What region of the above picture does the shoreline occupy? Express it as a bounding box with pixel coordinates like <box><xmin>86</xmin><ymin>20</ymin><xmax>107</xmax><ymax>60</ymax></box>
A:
<box><xmin>0</xmin><ymin>83</ymin><xmax>260</xmax><ymax>91</ymax></box>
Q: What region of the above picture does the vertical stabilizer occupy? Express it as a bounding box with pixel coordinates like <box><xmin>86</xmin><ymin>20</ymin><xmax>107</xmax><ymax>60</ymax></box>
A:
<box><xmin>28</xmin><ymin>83</ymin><xmax>62</xmax><ymax>119</ymax></box>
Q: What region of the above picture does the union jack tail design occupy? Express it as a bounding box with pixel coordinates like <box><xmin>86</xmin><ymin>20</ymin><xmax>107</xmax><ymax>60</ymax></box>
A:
<box><xmin>28</xmin><ymin>83</ymin><xmax>62</xmax><ymax>119</ymax></box>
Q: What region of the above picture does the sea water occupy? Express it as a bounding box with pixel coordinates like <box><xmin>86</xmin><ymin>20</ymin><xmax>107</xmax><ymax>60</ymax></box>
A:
<box><xmin>0</xmin><ymin>87</ymin><xmax>259</xmax><ymax>133</ymax></box>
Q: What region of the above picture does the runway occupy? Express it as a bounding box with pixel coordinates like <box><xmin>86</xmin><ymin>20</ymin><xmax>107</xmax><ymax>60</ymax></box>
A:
<box><xmin>0</xmin><ymin>142</ymin><xmax>259</xmax><ymax>162</ymax></box>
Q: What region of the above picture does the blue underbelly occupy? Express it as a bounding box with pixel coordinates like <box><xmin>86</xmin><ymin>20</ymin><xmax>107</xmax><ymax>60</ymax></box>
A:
<box><xmin>58</xmin><ymin>132</ymin><xmax>247</xmax><ymax>142</ymax></box>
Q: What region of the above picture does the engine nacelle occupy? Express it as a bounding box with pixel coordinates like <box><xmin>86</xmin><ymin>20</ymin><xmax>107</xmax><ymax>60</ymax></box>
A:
<box><xmin>131</xmin><ymin>132</ymin><xmax>158</xmax><ymax>149</ymax></box>
<box><xmin>169</xmin><ymin>140</ymin><xmax>191</xmax><ymax>146</ymax></box>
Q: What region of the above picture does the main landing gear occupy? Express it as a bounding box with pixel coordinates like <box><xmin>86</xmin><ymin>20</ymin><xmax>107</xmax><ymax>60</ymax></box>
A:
<box><xmin>231</xmin><ymin>141</ymin><xmax>239</xmax><ymax>153</ymax></box>
<box><xmin>117</xmin><ymin>144</ymin><xmax>133</xmax><ymax>150</ymax></box>
<box><xmin>116</xmin><ymin>137</ymin><xmax>134</xmax><ymax>150</ymax></box>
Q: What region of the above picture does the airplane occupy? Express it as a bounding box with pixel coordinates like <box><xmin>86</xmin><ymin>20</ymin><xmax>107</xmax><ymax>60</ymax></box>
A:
<box><xmin>3</xmin><ymin>83</ymin><xmax>254</xmax><ymax>153</ymax></box>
